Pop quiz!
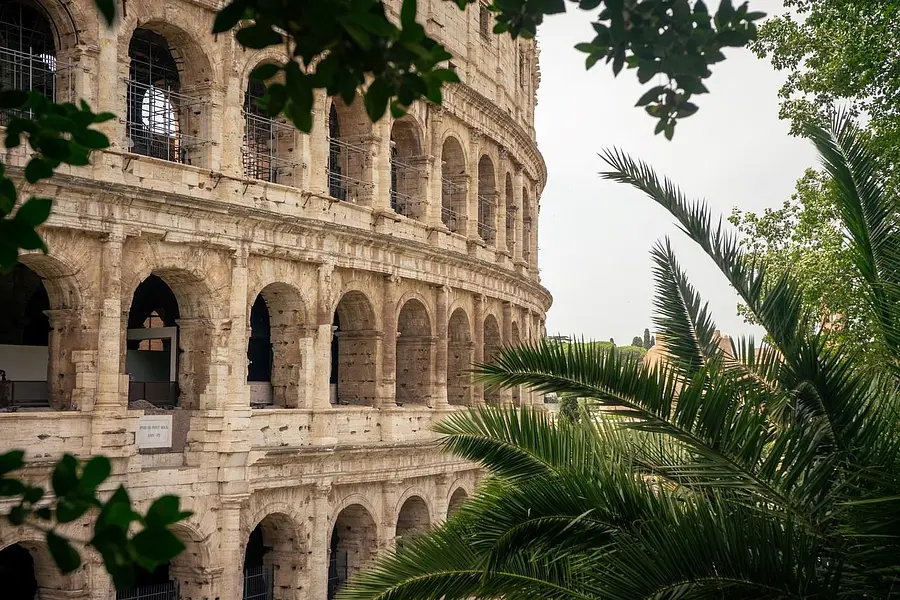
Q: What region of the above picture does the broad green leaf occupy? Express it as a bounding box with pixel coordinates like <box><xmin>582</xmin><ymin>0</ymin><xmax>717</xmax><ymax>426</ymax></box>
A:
<box><xmin>47</xmin><ymin>532</ymin><xmax>81</xmax><ymax>574</ymax></box>
<box><xmin>14</xmin><ymin>198</ymin><xmax>52</xmax><ymax>227</ymax></box>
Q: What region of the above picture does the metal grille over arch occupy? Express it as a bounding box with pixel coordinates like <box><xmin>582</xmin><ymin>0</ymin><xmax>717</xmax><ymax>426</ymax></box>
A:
<box><xmin>328</xmin><ymin>504</ymin><xmax>377</xmax><ymax>599</ymax></box>
<box><xmin>483</xmin><ymin>314</ymin><xmax>502</xmax><ymax>404</ymax></box>
<box><xmin>390</xmin><ymin>118</ymin><xmax>425</xmax><ymax>219</ymax></box>
<box><xmin>440</xmin><ymin>137</ymin><xmax>467</xmax><ymax>232</ymax></box>
<box><xmin>243</xmin><ymin>75</ymin><xmax>297</xmax><ymax>183</ymax></box>
<box><xmin>447</xmin><ymin>307</ymin><xmax>473</xmax><ymax>406</ymax></box>
<box><xmin>331</xmin><ymin>291</ymin><xmax>378</xmax><ymax>406</ymax></box>
<box><xmin>0</xmin><ymin>1</ymin><xmax>75</xmax><ymax>126</ymax></box>
<box><xmin>327</xmin><ymin>100</ymin><xmax>372</xmax><ymax>204</ymax></box>
<box><xmin>477</xmin><ymin>155</ymin><xmax>497</xmax><ymax>245</ymax></box>
<box><xmin>396</xmin><ymin>298</ymin><xmax>433</xmax><ymax>406</ymax></box>
<box><xmin>522</xmin><ymin>187</ymin><xmax>532</xmax><ymax>265</ymax></box>
<box><xmin>505</xmin><ymin>173</ymin><xmax>516</xmax><ymax>253</ymax></box>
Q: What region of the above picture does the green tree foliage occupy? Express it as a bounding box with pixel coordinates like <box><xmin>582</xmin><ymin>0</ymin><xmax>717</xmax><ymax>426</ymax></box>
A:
<box><xmin>631</xmin><ymin>335</ymin><xmax>644</xmax><ymax>347</ymax></box>
<box><xmin>729</xmin><ymin>168</ymin><xmax>880</xmax><ymax>365</ymax></box>
<box><xmin>643</xmin><ymin>327</ymin><xmax>652</xmax><ymax>348</ymax></box>
<box><xmin>557</xmin><ymin>394</ymin><xmax>580</xmax><ymax>423</ymax></box>
<box><xmin>337</xmin><ymin>114</ymin><xmax>900</xmax><ymax>599</ymax></box>
<box><xmin>754</xmin><ymin>1</ymin><xmax>900</xmax><ymax>190</ymax></box>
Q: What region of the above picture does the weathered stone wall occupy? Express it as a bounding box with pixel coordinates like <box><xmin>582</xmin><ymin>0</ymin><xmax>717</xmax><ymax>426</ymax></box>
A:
<box><xmin>0</xmin><ymin>0</ymin><xmax>548</xmax><ymax>597</ymax></box>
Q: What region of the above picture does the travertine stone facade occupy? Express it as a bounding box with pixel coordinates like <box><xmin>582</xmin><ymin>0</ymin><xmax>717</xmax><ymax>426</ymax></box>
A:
<box><xmin>0</xmin><ymin>0</ymin><xmax>549</xmax><ymax>598</ymax></box>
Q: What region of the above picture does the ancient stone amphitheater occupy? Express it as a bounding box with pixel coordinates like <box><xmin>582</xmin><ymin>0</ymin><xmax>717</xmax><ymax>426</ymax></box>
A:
<box><xmin>0</xmin><ymin>0</ymin><xmax>550</xmax><ymax>597</ymax></box>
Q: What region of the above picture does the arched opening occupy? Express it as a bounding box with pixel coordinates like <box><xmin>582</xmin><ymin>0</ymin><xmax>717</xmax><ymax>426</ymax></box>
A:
<box><xmin>483</xmin><ymin>314</ymin><xmax>502</xmax><ymax>404</ymax></box>
<box><xmin>447</xmin><ymin>487</ymin><xmax>468</xmax><ymax>519</ymax></box>
<box><xmin>331</xmin><ymin>291</ymin><xmax>377</xmax><ymax>406</ymax></box>
<box><xmin>327</xmin><ymin>100</ymin><xmax>372</xmax><ymax>204</ymax></box>
<box><xmin>390</xmin><ymin>118</ymin><xmax>424</xmax><ymax>219</ymax></box>
<box><xmin>0</xmin><ymin>541</ymin><xmax>85</xmax><ymax>599</ymax></box>
<box><xmin>0</xmin><ymin>543</ymin><xmax>37</xmax><ymax>599</ymax></box>
<box><xmin>511</xmin><ymin>321</ymin><xmax>521</xmax><ymax>407</ymax></box>
<box><xmin>396</xmin><ymin>299</ymin><xmax>433</xmax><ymax>407</ymax></box>
<box><xmin>117</xmin><ymin>525</ymin><xmax>208</xmax><ymax>600</ymax></box>
<box><xmin>328</xmin><ymin>504</ymin><xmax>377</xmax><ymax>599</ymax></box>
<box><xmin>127</xmin><ymin>275</ymin><xmax>180</xmax><ymax>408</ymax></box>
<box><xmin>505</xmin><ymin>174</ymin><xmax>516</xmax><ymax>253</ymax></box>
<box><xmin>396</xmin><ymin>496</ymin><xmax>430</xmax><ymax>548</ymax></box>
<box><xmin>447</xmin><ymin>308</ymin><xmax>473</xmax><ymax>406</ymax></box>
<box><xmin>522</xmin><ymin>187</ymin><xmax>532</xmax><ymax>265</ymax></box>
<box><xmin>0</xmin><ymin>1</ymin><xmax>70</xmax><ymax>126</ymax></box>
<box><xmin>243</xmin><ymin>73</ymin><xmax>296</xmax><ymax>183</ymax></box>
<box><xmin>0</xmin><ymin>264</ymin><xmax>50</xmax><ymax>409</ymax></box>
<box><xmin>477</xmin><ymin>155</ymin><xmax>497</xmax><ymax>245</ymax></box>
<box><xmin>248</xmin><ymin>284</ymin><xmax>308</xmax><ymax>408</ymax></box>
<box><xmin>440</xmin><ymin>137</ymin><xmax>466</xmax><ymax>232</ymax></box>
<box><xmin>243</xmin><ymin>514</ymin><xmax>304</xmax><ymax>600</ymax></box>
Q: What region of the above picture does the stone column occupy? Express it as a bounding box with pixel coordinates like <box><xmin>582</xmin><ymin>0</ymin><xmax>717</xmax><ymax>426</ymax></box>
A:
<box><xmin>473</xmin><ymin>294</ymin><xmax>485</xmax><ymax>405</ymax></box>
<box><xmin>308</xmin><ymin>482</ymin><xmax>333</xmax><ymax>600</ymax></box>
<box><xmin>270</xmin><ymin>324</ymin><xmax>304</xmax><ymax>408</ymax></box>
<box><xmin>206</xmin><ymin>496</ymin><xmax>246</xmax><ymax>600</ymax></box>
<box><xmin>434</xmin><ymin>473</ymin><xmax>451</xmax><ymax>525</ymax></box>
<box><xmin>409</xmin><ymin>155</ymin><xmax>434</xmax><ymax>221</ymax></box>
<box><xmin>381</xmin><ymin>480</ymin><xmax>404</xmax><ymax>552</ymax></box>
<box><xmin>427</xmin><ymin>107</ymin><xmax>445</xmax><ymax>229</ymax></box>
<box><xmin>309</xmin><ymin>93</ymin><xmax>330</xmax><ymax>196</ymax></box>
<box><xmin>369</xmin><ymin>122</ymin><xmax>391</xmax><ymax>210</ymax></box>
<box><xmin>433</xmin><ymin>285</ymin><xmax>450</xmax><ymax>408</ymax></box>
<box><xmin>96</xmin><ymin>230</ymin><xmax>126</xmax><ymax>409</ymax></box>
<box><xmin>378</xmin><ymin>274</ymin><xmax>400</xmax><ymax>408</ymax></box>
<box><xmin>314</xmin><ymin>263</ymin><xmax>336</xmax><ymax>410</ymax></box>
<box><xmin>44</xmin><ymin>308</ymin><xmax>77</xmax><ymax>410</ymax></box>
<box><xmin>464</xmin><ymin>131</ymin><xmax>481</xmax><ymax>240</ymax></box>
<box><xmin>496</xmin><ymin>150</ymin><xmax>509</xmax><ymax>252</ymax></box>
<box><xmin>228</xmin><ymin>247</ymin><xmax>251</xmax><ymax>408</ymax></box>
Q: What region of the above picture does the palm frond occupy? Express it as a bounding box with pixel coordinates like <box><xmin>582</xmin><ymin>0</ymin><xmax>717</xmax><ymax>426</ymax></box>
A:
<box><xmin>650</xmin><ymin>238</ymin><xmax>721</xmax><ymax>378</ymax></box>
<box><xmin>803</xmin><ymin>112</ymin><xmax>900</xmax><ymax>369</ymax></box>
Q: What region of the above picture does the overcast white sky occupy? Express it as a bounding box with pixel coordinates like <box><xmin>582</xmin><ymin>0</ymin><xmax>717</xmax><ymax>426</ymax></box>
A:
<box><xmin>535</xmin><ymin>0</ymin><xmax>817</xmax><ymax>344</ymax></box>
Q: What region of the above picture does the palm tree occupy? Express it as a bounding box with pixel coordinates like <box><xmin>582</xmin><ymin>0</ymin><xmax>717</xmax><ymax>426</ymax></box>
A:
<box><xmin>337</xmin><ymin>113</ymin><xmax>900</xmax><ymax>599</ymax></box>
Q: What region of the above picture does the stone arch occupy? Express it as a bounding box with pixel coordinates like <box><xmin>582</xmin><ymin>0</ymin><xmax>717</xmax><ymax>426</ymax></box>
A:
<box><xmin>395</xmin><ymin>495</ymin><xmax>430</xmax><ymax>544</ymax></box>
<box><xmin>126</xmin><ymin>268</ymin><xmax>213</xmax><ymax>409</ymax></box>
<box><xmin>327</xmin><ymin>97</ymin><xmax>372</xmax><ymax>204</ymax></box>
<box><xmin>243</xmin><ymin>512</ymin><xmax>307</xmax><ymax>600</ymax></box>
<box><xmin>477</xmin><ymin>155</ymin><xmax>497</xmax><ymax>245</ymax></box>
<box><xmin>329</xmin><ymin>503</ymin><xmax>378</xmax><ymax>599</ymax></box>
<box><xmin>242</xmin><ymin>59</ymin><xmax>297</xmax><ymax>184</ymax></box>
<box><xmin>332</xmin><ymin>289</ymin><xmax>378</xmax><ymax>406</ymax></box>
<box><xmin>122</xmin><ymin>16</ymin><xmax>214</xmax><ymax>166</ymax></box>
<box><xmin>505</xmin><ymin>172</ymin><xmax>516</xmax><ymax>253</ymax></box>
<box><xmin>390</xmin><ymin>116</ymin><xmax>425</xmax><ymax>219</ymax></box>
<box><xmin>483</xmin><ymin>313</ymin><xmax>502</xmax><ymax>404</ymax></box>
<box><xmin>447</xmin><ymin>307</ymin><xmax>473</xmax><ymax>406</ymax></box>
<box><xmin>120</xmin><ymin>520</ymin><xmax>212</xmax><ymax>600</ymax></box>
<box><xmin>396</xmin><ymin>298</ymin><xmax>433</xmax><ymax>406</ymax></box>
<box><xmin>0</xmin><ymin>535</ymin><xmax>88</xmax><ymax>598</ymax></box>
<box><xmin>440</xmin><ymin>135</ymin><xmax>467</xmax><ymax>232</ymax></box>
<box><xmin>0</xmin><ymin>254</ymin><xmax>84</xmax><ymax>410</ymax></box>
<box><xmin>248</xmin><ymin>282</ymin><xmax>310</xmax><ymax>408</ymax></box>
<box><xmin>447</xmin><ymin>487</ymin><xmax>469</xmax><ymax>518</ymax></box>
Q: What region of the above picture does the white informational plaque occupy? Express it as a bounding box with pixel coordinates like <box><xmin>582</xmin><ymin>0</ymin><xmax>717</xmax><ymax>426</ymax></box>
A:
<box><xmin>137</xmin><ymin>415</ymin><xmax>173</xmax><ymax>449</ymax></box>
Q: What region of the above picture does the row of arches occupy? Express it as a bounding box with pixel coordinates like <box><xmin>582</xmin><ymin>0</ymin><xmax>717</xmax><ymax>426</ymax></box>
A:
<box><xmin>2</xmin><ymin>1</ymin><xmax>539</xmax><ymax>257</ymax></box>
<box><xmin>0</xmin><ymin>257</ymin><xmax>536</xmax><ymax>410</ymax></box>
<box><xmin>0</xmin><ymin>487</ymin><xmax>470</xmax><ymax>600</ymax></box>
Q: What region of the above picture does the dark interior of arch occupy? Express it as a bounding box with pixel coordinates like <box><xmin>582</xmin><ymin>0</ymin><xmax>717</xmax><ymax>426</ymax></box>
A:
<box><xmin>248</xmin><ymin>295</ymin><xmax>272</xmax><ymax>382</ymax></box>
<box><xmin>131</xmin><ymin>562</ymin><xmax>171</xmax><ymax>588</ymax></box>
<box><xmin>0</xmin><ymin>264</ymin><xmax>50</xmax><ymax>346</ymax></box>
<box><xmin>328</xmin><ymin>104</ymin><xmax>344</xmax><ymax>200</ymax></box>
<box><xmin>0</xmin><ymin>543</ymin><xmax>37</xmax><ymax>600</ymax></box>
<box><xmin>128</xmin><ymin>275</ymin><xmax>180</xmax><ymax>334</ymax></box>
<box><xmin>245</xmin><ymin>523</ymin><xmax>267</xmax><ymax>568</ymax></box>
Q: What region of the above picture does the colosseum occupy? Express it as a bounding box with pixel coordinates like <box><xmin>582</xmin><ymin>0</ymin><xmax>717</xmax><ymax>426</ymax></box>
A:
<box><xmin>0</xmin><ymin>0</ymin><xmax>550</xmax><ymax>598</ymax></box>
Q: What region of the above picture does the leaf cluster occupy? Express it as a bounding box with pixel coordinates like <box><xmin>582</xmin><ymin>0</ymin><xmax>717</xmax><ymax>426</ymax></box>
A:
<box><xmin>576</xmin><ymin>0</ymin><xmax>765</xmax><ymax>139</ymax></box>
<box><xmin>0</xmin><ymin>451</ymin><xmax>192</xmax><ymax>590</ymax></box>
<box><xmin>337</xmin><ymin>113</ymin><xmax>900</xmax><ymax>599</ymax></box>
<box><xmin>0</xmin><ymin>90</ymin><xmax>112</xmax><ymax>270</ymax></box>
